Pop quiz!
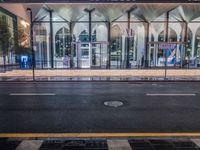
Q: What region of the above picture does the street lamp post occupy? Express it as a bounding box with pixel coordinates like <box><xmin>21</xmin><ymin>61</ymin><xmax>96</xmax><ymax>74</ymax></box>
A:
<box><xmin>27</xmin><ymin>8</ymin><xmax>35</xmax><ymax>81</ymax></box>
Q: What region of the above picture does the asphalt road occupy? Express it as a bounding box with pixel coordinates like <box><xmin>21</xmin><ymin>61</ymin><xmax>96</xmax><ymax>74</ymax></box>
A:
<box><xmin>0</xmin><ymin>82</ymin><xmax>200</xmax><ymax>133</ymax></box>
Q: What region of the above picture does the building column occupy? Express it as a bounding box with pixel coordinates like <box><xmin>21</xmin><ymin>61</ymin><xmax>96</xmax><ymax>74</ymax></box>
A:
<box><xmin>145</xmin><ymin>22</ymin><xmax>149</xmax><ymax>68</ymax></box>
<box><xmin>49</xmin><ymin>10</ymin><xmax>54</xmax><ymax>68</ymax></box>
<box><xmin>126</xmin><ymin>10</ymin><xmax>131</xmax><ymax>68</ymax></box>
<box><xmin>184</xmin><ymin>22</ymin><xmax>188</xmax><ymax>43</ymax></box>
<box><xmin>69</xmin><ymin>22</ymin><xmax>73</xmax><ymax>68</ymax></box>
<box><xmin>84</xmin><ymin>8</ymin><xmax>95</xmax><ymax>42</ymax></box>
<box><xmin>191</xmin><ymin>34</ymin><xmax>196</xmax><ymax>58</ymax></box>
<box><xmin>182</xmin><ymin>22</ymin><xmax>188</xmax><ymax>66</ymax></box>
<box><xmin>163</xmin><ymin>11</ymin><xmax>169</xmax><ymax>68</ymax></box>
<box><xmin>89</xmin><ymin>11</ymin><xmax>92</xmax><ymax>42</ymax></box>
<box><xmin>165</xmin><ymin>11</ymin><xmax>169</xmax><ymax>42</ymax></box>
<box><xmin>88</xmin><ymin>10</ymin><xmax>93</xmax><ymax>69</ymax></box>
<box><xmin>107</xmin><ymin>22</ymin><xmax>111</xmax><ymax>69</ymax></box>
<box><xmin>154</xmin><ymin>35</ymin><xmax>158</xmax><ymax>66</ymax></box>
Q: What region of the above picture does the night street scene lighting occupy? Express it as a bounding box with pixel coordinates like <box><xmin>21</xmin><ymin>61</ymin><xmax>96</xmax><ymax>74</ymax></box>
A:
<box><xmin>1</xmin><ymin>0</ymin><xmax>200</xmax><ymax>149</ymax></box>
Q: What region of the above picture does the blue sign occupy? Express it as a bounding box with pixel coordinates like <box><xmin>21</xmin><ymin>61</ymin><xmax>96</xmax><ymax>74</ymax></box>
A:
<box><xmin>167</xmin><ymin>48</ymin><xmax>176</xmax><ymax>64</ymax></box>
<box><xmin>20</xmin><ymin>55</ymin><xmax>29</xmax><ymax>69</ymax></box>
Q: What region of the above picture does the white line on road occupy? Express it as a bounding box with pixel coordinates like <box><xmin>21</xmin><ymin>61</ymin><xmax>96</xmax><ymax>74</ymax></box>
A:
<box><xmin>191</xmin><ymin>139</ymin><xmax>200</xmax><ymax>148</ymax></box>
<box><xmin>9</xmin><ymin>93</ymin><xmax>56</xmax><ymax>96</ymax></box>
<box><xmin>107</xmin><ymin>140</ymin><xmax>132</xmax><ymax>150</ymax></box>
<box><xmin>15</xmin><ymin>140</ymin><xmax>43</xmax><ymax>150</ymax></box>
<box><xmin>146</xmin><ymin>93</ymin><xmax>196</xmax><ymax>96</ymax></box>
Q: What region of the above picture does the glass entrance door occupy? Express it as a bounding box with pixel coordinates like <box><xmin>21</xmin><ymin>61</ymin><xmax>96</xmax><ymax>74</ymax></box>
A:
<box><xmin>91</xmin><ymin>42</ymin><xmax>108</xmax><ymax>69</ymax></box>
<box><xmin>71</xmin><ymin>42</ymin><xmax>108</xmax><ymax>68</ymax></box>
<box><xmin>71</xmin><ymin>42</ymin><xmax>90</xmax><ymax>68</ymax></box>
<box><xmin>78</xmin><ymin>42</ymin><xmax>90</xmax><ymax>68</ymax></box>
<box><xmin>157</xmin><ymin>48</ymin><xmax>166</xmax><ymax>67</ymax></box>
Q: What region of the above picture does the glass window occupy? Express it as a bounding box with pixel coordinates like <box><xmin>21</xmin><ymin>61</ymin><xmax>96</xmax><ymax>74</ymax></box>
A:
<box><xmin>55</xmin><ymin>27</ymin><xmax>70</xmax><ymax>58</ymax></box>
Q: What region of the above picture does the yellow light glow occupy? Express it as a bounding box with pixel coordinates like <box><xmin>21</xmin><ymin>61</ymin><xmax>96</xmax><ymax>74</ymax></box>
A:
<box><xmin>20</xmin><ymin>20</ymin><xmax>29</xmax><ymax>28</ymax></box>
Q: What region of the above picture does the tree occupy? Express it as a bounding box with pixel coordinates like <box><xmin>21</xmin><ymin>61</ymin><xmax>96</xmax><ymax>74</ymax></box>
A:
<box><xmin>0</xmin><ymin>16</ymin><xmax>12</xmax><ymax>70</ymax></box>
<box><xmin>14</xmin><ymin>27</ymin><xmax>31</xmax><ymax>56</ymax></box>
<box><xmin>0</xmin><ymin>15</ymin><xmax>31</xmax><ymax>71</ymax></box>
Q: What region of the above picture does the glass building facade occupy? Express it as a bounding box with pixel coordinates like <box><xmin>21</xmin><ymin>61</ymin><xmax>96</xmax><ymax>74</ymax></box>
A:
<box><xmin>1</xmin><ymin>3</ymin><xmax>200</xmax><ymax>70</ymax></box>
<box><xmin>0</xmin><ymin>6</ymin><xmax>30</xmax><ymax>70</ymax></box>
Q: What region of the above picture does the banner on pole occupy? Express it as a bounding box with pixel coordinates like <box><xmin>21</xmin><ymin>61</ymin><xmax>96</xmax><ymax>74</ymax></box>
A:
<box><xmin>159</xmin><ymin>43</ymin><xmax>176</xmax><ymax>49</ymax></box>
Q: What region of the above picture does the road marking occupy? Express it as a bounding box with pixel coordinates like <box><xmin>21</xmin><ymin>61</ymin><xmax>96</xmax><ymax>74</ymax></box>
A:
<box><xmin>191</xmin><ymin>139</ymin><xmax>200</xmax><ymax>147</ymax></box>
<box><xmin>16</xmin><ymin>140</ymin><xmax>43</xmax><ymax>150</ymax></box>
<box><xmin>1</xmin><ymin>133</ymin><xmax>200</xmax><ymax>138</ymax></box>
<box><xmin>9</xmin><ymin>93</ymin><xmax>56</xmax><ymax>96</ymax></box>
<box><xmin>146</xmin><ymin>93</ymin><xmax>196</xmax><ymax>96</ymax></box>
<box><xmin>107</xmin><ymin>139</ymin><xmax>132</xmax><ymax>150</ymax></box>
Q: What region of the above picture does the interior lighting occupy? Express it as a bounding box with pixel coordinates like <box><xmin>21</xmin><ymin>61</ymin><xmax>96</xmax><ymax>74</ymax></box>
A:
<box><xmin>20</xmin><ymin>20</ymin><xmax>29</xmax><ymax>28</ymax></box>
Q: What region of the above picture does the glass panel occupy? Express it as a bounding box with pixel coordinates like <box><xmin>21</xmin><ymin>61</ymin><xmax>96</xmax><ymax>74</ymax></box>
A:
<box><xmin>195</xmin><ymin>26</ymin><xmax>200</xmax><ymax>58</ymax></box>
<box><xmin>149</xmin><ymin>22</ymin><xmax>165</xmax><ymax>66</ymax></box>
<box><xmin>150</xmin><ymin>43</ymin><xmax>186</xmax><ymax>68</ymax></box>
<box><xmin>33</xmin><ymin>23</ymin><xmax>50</xmax><ymax>69</ymax></box>
<box><xmin>0</xmin><ymin>10</ymin><xmax>33</xmax><ymax>81</ymax></box>
<box><xmin>92</xmin><ymin>22</ymin><xmax>108</xmax><ymax>42</ymax></box>
<box><xmin>130</xmin><ymin>22</ymin><xmax>146</xmax><ymax>68</ymax></box>
<box><xmin>81</xmin><ymin>47</ymin><xmax>89</xmax><ymax>58</ymax></box>
<box><xmin>73</xmin><ymin>22</ymin><xmax>89</xmax><ymax>42</ymax></box>
<box><xmin>92</xmin><ymin>10</ymin><xmax>107</xmax><ymax>21</ymax></box>
<box><xmin>71</xmin><ymin>42</ymin><xmax>90</xmax><ymax>69</ymax></box>
<box><xmin>110</xmin><ymin>22</ymin><xmax>127</xmax><ymax>68</ymax></box>
<box><xmin>92</xmin><ymin>43</ymin><xmax>108</xmax><ymax>68</ymax></box>
<box><xmin>0</xmin><ymin>11</ymin><xmax>15</xmax><ymax>69</ymax></box>
<box><xmin>54</xmin><ymin>22</ymin><xmax>70</xmax><ymax>68</ymax></box>
<box><xmin>78</xmin><ymin>43</ymin><xmax>90</xmax><ymax>68</ymax></box>
<box><xmin>100</xmin><ymin>43</ymin><xmax>108</xmax><ymax>68</ymax></box>
<box><xmin>157</xmin><ymin>46</ymin><xmax>166</xmax><ymax>67</ymax></box>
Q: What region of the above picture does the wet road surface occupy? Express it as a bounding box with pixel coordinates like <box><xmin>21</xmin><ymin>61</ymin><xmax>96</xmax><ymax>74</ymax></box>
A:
<box><xmin>0</xmin><ymin>82</ymin><xmax>200</xmax><ymax>133</ymax></box>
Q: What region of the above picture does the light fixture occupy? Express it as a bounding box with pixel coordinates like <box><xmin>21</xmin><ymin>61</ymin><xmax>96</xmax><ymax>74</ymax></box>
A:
<box><xmin>20</xmin><ymin>20</ymin><xmax>29</xmax><ymax>28</ymax></box>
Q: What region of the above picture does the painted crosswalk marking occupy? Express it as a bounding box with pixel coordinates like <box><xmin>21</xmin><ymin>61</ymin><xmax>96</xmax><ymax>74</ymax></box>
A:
<box><xmin>191</xmin><ymin>139</ymin><xmax>200</xmax><ymax>147</ymax></box>
<box><xmin>3</xmin><ymin>138</ymin><xmax>200</xmax><ymax>150</ymax></box>
<box><xmin>15</xmin><ymin>140</ymin><xmax>43</xmax><ymax>150</ymax></box>
<box><xmin>107</xmin><ymin>139</ymin><xmax>132</xmax><ymax>150</ymax></box>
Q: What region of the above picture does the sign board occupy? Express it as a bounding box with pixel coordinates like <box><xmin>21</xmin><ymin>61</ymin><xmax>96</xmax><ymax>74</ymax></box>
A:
<box><xmin>159</xmin><ymin>43</ymin><xmax>176</xmax><ymax>49</ymax></box>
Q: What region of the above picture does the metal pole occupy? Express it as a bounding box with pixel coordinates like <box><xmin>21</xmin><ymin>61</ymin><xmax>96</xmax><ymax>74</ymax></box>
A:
<box><xmin>184</xmin><ymin>21</ymin><xmax>188</xmax><ymax>69</ymax></box>
<box><xmin>165</xmin><ymin>48</ymin><xmax>167</xmax><ymax>79</ymax></box>
<box><xmin>145</xmin><ymin>22</ymin><xmax>149</xmax><ymax>68</ymax></box>
<box><xmin>107</xmin><ymin>22</ymin><xmax>111</xmax><ymax>69</ymax></box>
<box><xmin>27</xmin><ymin>8</ymin><xmax>35</xmax><ymax>81</ymax></box>
<box><xmin>77</xmin><ymin>43</ymin><xmax>78</xmax><ymax>68</ymax></box>
<box><xmin>69</xmin><ymin>22</ymin><xmax>73</xmax><ymax>68</ymax></box>
<box><xmin>100</xmin><ymin>43</ymin><xmax>102</xmax><ymax>68</ymax></box>
<box><xmin>164</xmin><ymin>11</ymin><xmax>169</xmax><ymax>80</ymax></box>
<box><xmin>126</xmin><ymin>11</ymin><xmax>130</xmax><ymax>68</ymax></box>
<box><xmin>89</xmin><ymin>11</ymin><xmax>92</xmax><ymax>69</ymax></box>
<box><xmin>89</xmin><ymin>11</ymin><xmax>92</xmax><ymax>43</ymax></box>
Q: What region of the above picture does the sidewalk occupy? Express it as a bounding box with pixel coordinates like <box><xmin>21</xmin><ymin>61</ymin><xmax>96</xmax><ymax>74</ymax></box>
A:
<box><xmin>1</xmin><ymin>69</ymin><xmax>200</xmax><ymax>81</ymax></box>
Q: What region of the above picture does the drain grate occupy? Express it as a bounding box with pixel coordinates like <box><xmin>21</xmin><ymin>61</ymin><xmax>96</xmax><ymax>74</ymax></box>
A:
<box><xmin>104</xmin><ymin>101</ymin><xmax>124</xmax><ymax>108</ymax></box>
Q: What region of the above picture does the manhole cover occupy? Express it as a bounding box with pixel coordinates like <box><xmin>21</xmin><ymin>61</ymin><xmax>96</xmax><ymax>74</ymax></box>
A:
<box><xmin>104</xmin><ymin>101</ymin><xmax>124</xmax><ymax>108</ymax></box>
